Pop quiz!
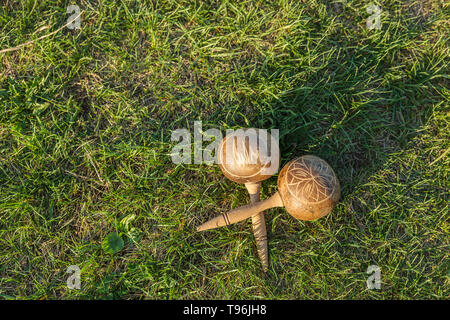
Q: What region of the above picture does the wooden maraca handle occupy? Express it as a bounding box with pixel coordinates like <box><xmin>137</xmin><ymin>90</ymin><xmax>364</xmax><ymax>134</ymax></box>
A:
<box><xmin>196</xmin><ymin>192</ymin><xmax>283</xmax><ymax>232</ymax></box>
<box><xmin>245</xmin><ymin>183</ymin><xmax>268</xmax><ymax>272</ymax></box>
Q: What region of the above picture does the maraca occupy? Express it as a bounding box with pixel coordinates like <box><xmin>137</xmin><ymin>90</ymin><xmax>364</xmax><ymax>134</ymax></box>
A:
<box><xmin>197</xmin><ymin>155</ymin><xmax>340</xmax><ymax>231</ymax></box>
<box><xmin>216</xmin><ymin>129</ymin><xmax>279</xmax><ymax>271</ymax></box>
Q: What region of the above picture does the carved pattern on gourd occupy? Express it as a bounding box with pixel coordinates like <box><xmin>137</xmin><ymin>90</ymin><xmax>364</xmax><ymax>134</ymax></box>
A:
<box><xmin>219</xmin><ymin>135</ymin><xmax>268</xmax><ymax>179</ymax></box>
<box><xmin>286</xmin><ymin>157</ymin><xmax>337</xmax><ymax>204</ymax></box>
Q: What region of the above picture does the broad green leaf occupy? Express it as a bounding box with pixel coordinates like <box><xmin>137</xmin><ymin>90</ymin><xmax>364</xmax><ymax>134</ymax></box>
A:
<box><xmin>102</xmin><ymin>232</ymin><xmax>124</xmax><ymax>254</ymax></box>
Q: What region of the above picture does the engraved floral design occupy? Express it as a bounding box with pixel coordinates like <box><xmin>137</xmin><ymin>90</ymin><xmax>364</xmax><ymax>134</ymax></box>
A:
<box><xmin>286</xmin><ymin>156</ymin><xmax>337</xmax><ymax>203</ymax></box>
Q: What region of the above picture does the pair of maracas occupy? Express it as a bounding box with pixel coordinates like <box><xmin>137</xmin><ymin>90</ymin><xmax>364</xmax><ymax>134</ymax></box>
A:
<box><xmin>197</xmin><ymin>129</ymin><xmax>341</xmax><ymax>271</ymax></box>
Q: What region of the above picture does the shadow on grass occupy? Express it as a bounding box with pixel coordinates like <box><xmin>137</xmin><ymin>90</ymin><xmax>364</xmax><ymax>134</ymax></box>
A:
<box><xmin>250</xmin><ymin>16</ymin><xmax>446</xmax><ymax>296</ymax></box>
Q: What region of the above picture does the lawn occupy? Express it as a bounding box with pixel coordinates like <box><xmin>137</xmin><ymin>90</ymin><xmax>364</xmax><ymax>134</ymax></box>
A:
<box><xmin>0</xmin><ymin>0</ymin><xmax>448</xmax><ymax>299</ymax></box>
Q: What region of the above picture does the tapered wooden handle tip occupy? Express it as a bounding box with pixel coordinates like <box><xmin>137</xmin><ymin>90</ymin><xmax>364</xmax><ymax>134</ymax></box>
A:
<box><xmin>196</xmin><ymin>192</ymin><xmax>283</xmax><ymax>232</ymax></box>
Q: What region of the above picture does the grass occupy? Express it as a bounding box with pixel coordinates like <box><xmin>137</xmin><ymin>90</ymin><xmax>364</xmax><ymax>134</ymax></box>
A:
<box><xmin>0</xmin><ymin>0</ymin><xmax>448</xmax><ymax>299</ymax></box>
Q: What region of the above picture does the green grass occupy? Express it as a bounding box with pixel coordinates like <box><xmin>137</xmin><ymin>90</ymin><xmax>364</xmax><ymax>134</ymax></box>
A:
<box><xmin>0</xmin><ymin>0</ymin><xmax>448</xmax><ymax>299</ymax></box>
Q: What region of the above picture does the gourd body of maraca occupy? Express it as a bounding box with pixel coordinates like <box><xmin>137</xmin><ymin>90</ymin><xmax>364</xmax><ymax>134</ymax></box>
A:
<box><xmin>217</xmin><ymin>129</ymin><xmax>279</xmax><ymax>184</ymax></box>
<box><xmin>278</xmin><ymin>155</ymin><xmax>340</xmax><ymax>220</ymax></box>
